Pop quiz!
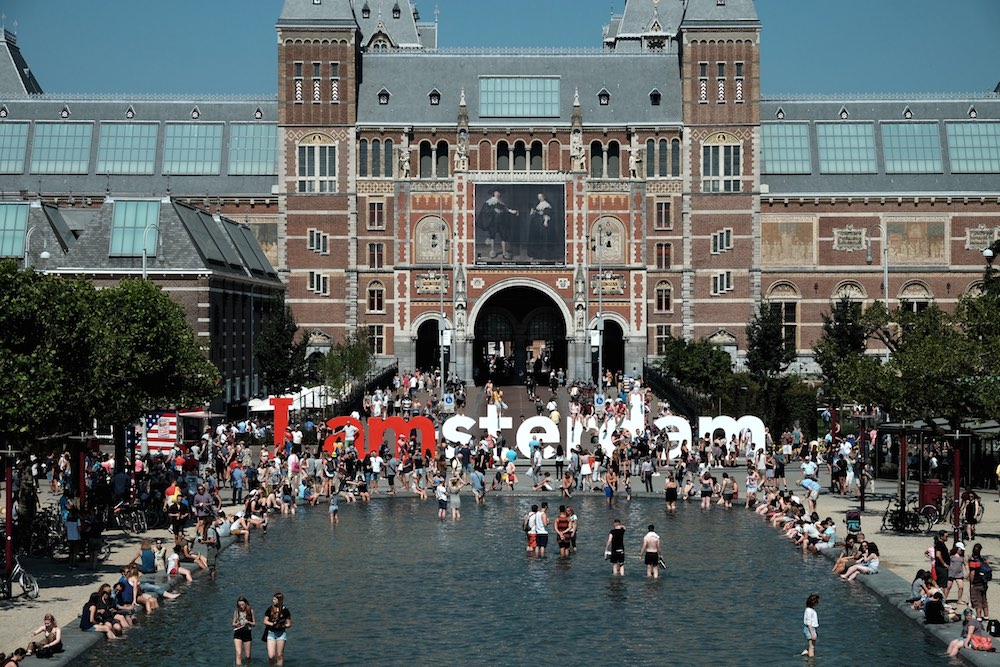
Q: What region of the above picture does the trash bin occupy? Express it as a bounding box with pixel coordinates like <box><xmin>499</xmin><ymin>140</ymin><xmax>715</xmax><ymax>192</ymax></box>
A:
<box><xmin>919</xmin><ymin>479</ymin><xmax>943</xmax><ymax>508</ymax></box>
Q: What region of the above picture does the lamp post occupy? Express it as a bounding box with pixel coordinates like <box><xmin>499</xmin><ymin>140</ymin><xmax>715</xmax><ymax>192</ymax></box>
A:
<box><xmin>22</xmin><ymin>225</ymin><xmax>50</xmax><ymax>269</ymax></box>
<box><xmin>141</xmin><ymin>222</ymin><xmax>160</xmax><ymax>280</ymax></box>
<box><xmin>592</xmin><ymin>222</ymin><xmax>610</xmax><ymax>394</ymax></box>
<box><xmin>432</xmin><ymin>223</ymin><xmax>450</xmax><ymax>402</ymax></box>
<box><xmin>865</xmin><ymin>224</ymin><xmax>890</xmax><ymax>362</ymax></box>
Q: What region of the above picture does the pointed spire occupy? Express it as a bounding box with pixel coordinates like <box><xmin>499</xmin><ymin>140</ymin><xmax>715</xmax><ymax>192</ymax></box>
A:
<box><xmin>459</xmin><ymin>87</ymin><xmax>466</xmax><ymax>107</ymax></box>
<box><xmin>573</xmin><ymin>87</ymin><xmax>580</xmax><ymax>108</ymax></box>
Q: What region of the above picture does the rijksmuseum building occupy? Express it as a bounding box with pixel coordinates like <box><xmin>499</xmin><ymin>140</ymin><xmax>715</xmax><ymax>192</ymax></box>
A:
<box><xmin>2</xmin><ymin>0</ymin><xmax>999</xmax><ymax>402</ymax></box>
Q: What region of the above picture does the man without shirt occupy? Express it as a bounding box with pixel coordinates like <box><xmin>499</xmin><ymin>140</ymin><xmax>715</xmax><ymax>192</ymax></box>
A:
<box><xmin>640</xmin><ymin>524</ymin><xmax>662</xmax><ymax>578</ymax></box>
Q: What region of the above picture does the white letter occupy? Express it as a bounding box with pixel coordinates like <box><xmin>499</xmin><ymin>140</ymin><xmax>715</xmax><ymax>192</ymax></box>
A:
<box><xmin>442</xmin><ymin>415</ymin><xmax>475</xmax><ymax>445</ymax></box>
<box><xmin>478</xmin><ymin>403</ymin><xmax>512</xmax><ymax>438</ymax></box>
<box><xmin>654</xmin><ymin>416</ymin><xmax>692</xmax><ymax>460</ymax></box>
<box><xmin>517</xmin><ymin>417</ymin><xmax>559</xmax><ymax>458</ymax></box>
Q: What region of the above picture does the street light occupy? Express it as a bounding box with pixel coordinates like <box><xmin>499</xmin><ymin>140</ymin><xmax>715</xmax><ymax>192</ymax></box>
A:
<box><xmin>865</xmin><ymin>224</ymin><xmax>890</xmax><ymax>362</ymax></box>
<box><xmin>431</xmin><ymin>223</ymin><xmax>451</xmax><ymax>402</ymax></box>
<box><xmin>22</xmin><ymin>225</ymin><xmax>50</xmax><ymax>269</ymax></box>
<box><xmin>141</xmin><ymin>222</ymin><xmax>160</xmax><ymax>280</ymax></box>
<box><xmin>591</xmin><ymin>222</ymin><xmax>612</xmax><ymax>394</ymax></box>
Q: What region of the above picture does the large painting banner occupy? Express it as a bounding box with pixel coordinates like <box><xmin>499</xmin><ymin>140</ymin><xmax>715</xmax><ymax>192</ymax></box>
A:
<box><xmin>475</xmin><ymin>184</ymin><xmax>565</xmax><ymax>265</ymax></box>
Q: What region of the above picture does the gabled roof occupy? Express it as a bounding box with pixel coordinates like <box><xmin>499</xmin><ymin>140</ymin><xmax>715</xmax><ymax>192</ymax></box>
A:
<box><xmin>357</xmin><ymin>52</ymin><xmax>682</xmax><ymax>126</ymax></box>
<box><xmin>615</xmin><ymin>0</ymin><xmax>684</xmax><ymax>37</ymax></box>
<box><xmin>354</xmin><ymin>0</ymin><xmax>422</xmax><ymax>48</ymax></box>
<box><xmin>0</xmin><ymin>30</ymin><xmax>43</xmax><ymax>98</ymax></box>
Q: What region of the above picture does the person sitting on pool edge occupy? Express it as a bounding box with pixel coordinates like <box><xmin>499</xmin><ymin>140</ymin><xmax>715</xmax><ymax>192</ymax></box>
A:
<box><xmin>840</xmin><ymin>542</ymin><xmax>880</xmax><ymax>581</ymax></box>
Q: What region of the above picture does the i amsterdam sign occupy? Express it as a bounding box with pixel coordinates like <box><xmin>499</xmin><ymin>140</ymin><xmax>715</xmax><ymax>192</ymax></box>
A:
<box><xmin>268</xmin><ymin>399</ymin><xmax>766</xmax><ymax>460</ymax></box>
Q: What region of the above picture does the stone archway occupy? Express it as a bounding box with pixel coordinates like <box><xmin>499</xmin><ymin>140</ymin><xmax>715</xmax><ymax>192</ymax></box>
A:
<box><xmin>469</xmin><ymin>284</ymin><xmax>569</xmax><ymax>386</ymax></box>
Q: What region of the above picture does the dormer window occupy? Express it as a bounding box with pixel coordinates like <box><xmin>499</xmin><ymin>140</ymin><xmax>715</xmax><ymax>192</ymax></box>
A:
<box><xmin>428</xmin><ymin>89</ymin><xmax>441</xmax><ymax>106</ymax></box>
<box><xmin>903</xmin><ymin>106</ymin><xmax>913</xmax><ymax>120</ymax></box>
<box><xmin>649</xmin><ymin>89</ymin><xmax>661</xmax><ymax>106</ymax></box>
<box><xmin>378</xmin><ymin>88</ymin><xmax>391</xmax><ymax>105</ymax></box>
<box><xmin>392</xmin><ymin>2</ymin><xmax>401</xmax><ymax>18</ymax></box>
<box><xmin>775</xmin><ymin>107</ymin><xmax>785</xmax><ymax>120</ymax></box>
<box><xmin>254</xmin><ymin>106</ymin><xmax>264</xmax><ymax>120</ymax></box>
<box><xmin>60</xmin><ymin>105</ymin><xmax>71</xmax><ymax>119</ymax></box>
<box><xmin>969</xmin><ymin>106</ymin><xmax>978</xmax><ymax>119</ymax></box>
<box><xmin>0</xmin><ymin>105</ymin><xmax>7</xmax><ymax>118</ymax></box>
<box><xmin>838</xmin><ymin>106</ymin><xmax>849</xmax><ymax>120</ymax></box>
<box><xmin>191</xmin><ymin>106</ymin><xmax>201</xmax><ymax>120</ymax></box>
<box><xmin>125</xmin><ymin>105</ymin><xmax>135</xmax><ymax>119</ymax></box>
<box><xmin>361</xmin><ymin>3</ymin><xmax>370</xmax><ymax>18</ymax></box>
<box><xmin>597</xmin><ymin>89</ymin><xmax>611</xmax><ymax>106</ymax></box>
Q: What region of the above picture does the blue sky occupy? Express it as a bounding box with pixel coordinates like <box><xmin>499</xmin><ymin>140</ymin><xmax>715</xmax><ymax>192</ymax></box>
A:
<box><xmin>5</xmin><ymin>0</ymin><xmax>999</xmax><ymax>95</ymax></box>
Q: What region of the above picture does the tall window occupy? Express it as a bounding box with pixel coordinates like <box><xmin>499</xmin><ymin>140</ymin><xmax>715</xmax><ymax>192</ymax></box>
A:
<box><xmin>371</xmin><ymin>139</ymin><xmax>382</xmax><ymax>177</ymax></box>
<box><xmin>368</xmin><ymin>324</ymin><xmax>385</xmax><ymax>354</ymax></box>
<box><xmin>297</xmin><ymin>142</ymin><xmax>337</xmax><ymax>192</ymax></box>
<box><xmin>702</xmin><ymin>143</ymin><xmax>741</xmax><ymax>192</ymax></box>
<box><xmin>307</xmin><ymin>271</ymin><xmax>330</xmax><ymax>295</ymax></box>
<box><xmin>530</xmin><ymin>141</ymin><xmax>543</xmax><ymax>170</ymax></box>
<box><xmin>654</xmin><ymin>201</ymin><xmax>672</xmax><ymax>230</ymax></box>
<box><xmin>655</xmin><ymin>324</ymin><xmax>672</xmax><ymax>355</ymax></box>
<box><xmin>513</xmin><ymin>141</ymin><xmax>527</xmax><ymax>171</ymax></box>
<box><xmin>0</xmin><ymin>122</ymin><xmax>28</xmax><ymax>173</ymax></box>
<box><xmin>359</xmin><ymin>139</ymin><xmax>368</xmax><ymax>176</ymax></box>
<box><xmin>0</xmin><ymin>203</ymin><xmax>28</xmax><ymax>257</ymax></box>
<box><xmin>607</xmin><ymin>142</ymin><xmax>620</xmax><ymax>178</ymax></box>
<box><xmin>368</xmin><ymin>201</ymin><xmax>385</xmax><ymax>230</ymax></box>
<box><xmin>654</xmin><ymin>281</ymin><xmax>672</xmax><ymax>312</ymax></box>
<box><xmin>419</xmin><ymin>141</ymin><xmax>433</xmax><ymax>178</ymax></box>
<box><xmin>367</xmin><ymin>281</ymin><xmax>385</xmax><ymax>312</ymax></box>
<box><xmin>436</xmin><ymin>140</ymin><xmax>449</xmax><ymax>177</ymax></box>
<box><xmin>771</xmin><ymin>301</ymin><xmax>798</xmax><ymax>352</ymax></box>
<box><xmin>496</xmin><ymin>141</ymin><xmax>510</xmax><ymax>171</ymax></box>
<box><xmin>671</xmin><ymin>139</ymin><xmax>680</xmax><ymax>177</ymax></box>
<box><xmin>368</xmin><ymin>242</ymin><xmax>384</xmax><ymax>269</ymax></box>
<box><xmin>655</xmin><ymin>242</ymin><xmax>672</xmax><ymax>269</ymax></box>
<box><xmin>590</xmin><ymin>141</ymin><xmax>603</xmax><ymax>178</ymax></box>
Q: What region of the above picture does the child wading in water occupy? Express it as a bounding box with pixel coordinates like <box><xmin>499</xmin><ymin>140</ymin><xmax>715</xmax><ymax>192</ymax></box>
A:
<box><xmin>802</xmin><ymin>593</ymin><xmax>820</xmax><ymax>657</ymax></box>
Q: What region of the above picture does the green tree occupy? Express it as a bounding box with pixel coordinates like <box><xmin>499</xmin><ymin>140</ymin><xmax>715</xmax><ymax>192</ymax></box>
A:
<box><xmin>90</xmin><ymin>279</ymin><xmax>220</xmax><ymax>468</ymax></box>
<box><xmin>254</xmin><ymin>295</ymin><xmax>309</xmax><ymax>395</ymax></box>
<box><xmin>813</xmin><ymin>297</ymin><xmax>867</xmax><ymax>406</ymax></box>
<box><xmin>746</xmin><ymin>301</ymin><xmax>797</xmax><ymax>431</ymax></box>
<box><xmin>655</xmin><ymin>335</ymin><xmax>734</xmax><ymax>398</ymax></box>
<box><xmin>322</xmin><ymin>326</ymin><xmax>373</xmax><ymax>400</ymax></box>
<box><xmin>0</xmin><ymin>261</ymin><xmax>97</xmax><ymax>445</ymax></box>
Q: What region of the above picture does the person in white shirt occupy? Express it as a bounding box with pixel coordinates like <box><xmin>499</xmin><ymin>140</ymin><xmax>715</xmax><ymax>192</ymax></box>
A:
<box><xmin>802</xmin><ymin>593</ymin><xmax>820</xmax><ymax>657</ymax></box>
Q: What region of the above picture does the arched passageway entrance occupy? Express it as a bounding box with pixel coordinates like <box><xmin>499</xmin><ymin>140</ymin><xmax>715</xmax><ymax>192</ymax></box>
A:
<box><xmin>471</xmin><ymin>286</ymin><xmax>567</xmax><ymax>386</ymax></box>
<box><xmin>592</xmin><ymin>319</ymin><xmax>625</xmax><ymax>384</ymax></box>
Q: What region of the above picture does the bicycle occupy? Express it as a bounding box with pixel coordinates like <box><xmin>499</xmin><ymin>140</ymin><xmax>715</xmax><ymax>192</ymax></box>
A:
<box><xmin>1</xmin><ymin>553</ymin><xmax>40</xmax><ymax>600</ymax></box>
<box><xmin>880</xmin><ymin>495</ymin><xmax>935</xmax><ymax>533</ymax></box>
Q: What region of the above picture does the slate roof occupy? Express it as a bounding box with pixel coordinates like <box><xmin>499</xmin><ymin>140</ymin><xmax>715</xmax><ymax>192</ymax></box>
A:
<box><xmin>20</xmin><ymin>197</ymin><xmax>280</xmax><ymax>284</ymax></box>
<box><xmin>681</xmin><ymin>0</ymin><xmax>760</xmax><ymax>27</ymax></box>
<box><xmin>0</xmin><ymin>96</ymin><xmax>278</xmax><ymax>197</ymax></box>
<box><xmin>278</xmin><ymin>0</ymin><xmax>357</xmax><ymax>27</ymax></box>
<box><xmin>613</xmin><ymin>0</ymin><xmax>684</xmax><ymax>37</ymax></box>
<box><xmin>760</xmin><ymin>96</ymin><xmax>1000</xmax><ymax>195</ymax></box>
<box><xmin>0</xmin><ymin>30</ymin><xmax>43</xmax><ymax>98</ymax></box>
<box><xmin>357</xmin><ymin>52</ymin><xmax>682</xmax><ymax>126</ymax></box>
<box><xmin>355</xmin><ymin>0</ymin><xmax>422</xmax><ymax>48</ymax></box>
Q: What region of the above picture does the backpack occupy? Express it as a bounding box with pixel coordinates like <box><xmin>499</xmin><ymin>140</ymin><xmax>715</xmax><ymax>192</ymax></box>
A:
<box><xmin>988</xmin><ymin>618</ymin><xmax>1000</xmax><ymax>638</ymax></box>
<box><xmin>523</xmin><ymin>512</ymin><xmax>534</xmax><ymax>533</ymax></box>
<box><xmin>981</xmin><ymin>560</ymin><xmax>994</xmax><ymax>583</ymax></box>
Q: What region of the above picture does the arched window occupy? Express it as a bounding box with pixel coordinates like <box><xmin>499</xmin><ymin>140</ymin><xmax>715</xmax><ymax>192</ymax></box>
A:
<box><xmin>765</xmin><ymin>281</ymin><xmax>801</xmax><ymax>353</ymax></box>
<box><xmin>671</xmin><ymin>138</ymin><xmax>681</xmax><ymax>177</ymax></box>
<box><xmin>513</xmin><ymin>141</ymin><xmax>527</xmax><ymax>171</ymax></box>
<box><xmin>371</xmin><ymin>139</ymin><xmax>381</xmax><ymax>177</ymax></box>
<box><xmin>383</xmin><ymin>139</ymin><xmax>393</xmax><ymax>177</ymax></box>
<box><xmin>530</xmin><ymin>141</ymin><xmax>543</xmax><ymax>170</ymax></box>
<box><xmin>607</xmin><ymin>141</ymin><xmax>620</xmax><ymax>178</ymax></box>
<box><xmin>419</xmin><ymin>141</ymin><xmax>433</xmax><ymax>178</ymax></box>
<box><xmin>646</xmin><ymin>139</ymin><xmax>655</xmax><ymax>178</ymax></box>
<box><xmin>436</xmin><ymin>140</ymin><xmax>449</xmax><ymax>177</ymax></box>
<box><xmin>496</xmin><ymin>141</ymin><xmax>510</xmax><ymax>171</ymax></box>
<box><xmin>899</xmin><ymin>281</ymin><xmax>933</xmax><ymax>313</ymax></box>
<box><xmin>367</xmin><ymin>281</ymin><xmax>385</xmax><ymax>313</ymax></box>
<box><xmin>658</xmin><ymin>139</ymin><xmax>668</xmax><ymax>176</ymax></box>
<box><xmin>655</xmin><ymin>281</ymin><xmax>673</xmax><ymax>312</ymax></box>
<box><xmin>359</xmin><ymin>139</ymin><xmax>368</xmax><ymax>177</ymax></box>
<box><xmin>590</xmin><ymin>141</ymin><xmax>604</xmax><ymax>178</ymax></box>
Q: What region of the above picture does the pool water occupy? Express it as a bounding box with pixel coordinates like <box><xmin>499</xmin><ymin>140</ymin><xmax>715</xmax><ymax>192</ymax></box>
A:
<box><xmin>72</xmin><ymin>495</ymin><xmax>954</xmax><ymax>666</ymax></box>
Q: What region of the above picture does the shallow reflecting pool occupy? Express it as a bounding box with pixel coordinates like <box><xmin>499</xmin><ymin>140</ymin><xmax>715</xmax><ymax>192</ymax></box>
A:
<box><xmin>73</xmin><ymin>495</ymin><xmax>952</xmax><ymax>666</ymax></box>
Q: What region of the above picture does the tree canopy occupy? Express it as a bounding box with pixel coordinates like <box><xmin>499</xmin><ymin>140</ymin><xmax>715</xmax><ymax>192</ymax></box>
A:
<box><xmin>254</xmin><ymin>295</ymin><xmax>309</xmax><ymax>396</ymax></box>
<box><xmin>0</xmin><ymin>261</ymin><xmax>221</xmax><ymax>446</ymax></box>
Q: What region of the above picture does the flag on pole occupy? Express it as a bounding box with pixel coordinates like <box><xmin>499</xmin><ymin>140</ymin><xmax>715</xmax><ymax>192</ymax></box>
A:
<box><xmin>146</xmin><ymin>411</ymin><xmax>178</xmax><ymax>450</ymax></box>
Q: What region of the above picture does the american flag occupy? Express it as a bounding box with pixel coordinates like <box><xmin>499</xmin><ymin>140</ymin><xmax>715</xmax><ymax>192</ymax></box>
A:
<box><xmin>146</xmin><ymin>411</ymin><xmax>178</xmax><ymax>451</ymax></box>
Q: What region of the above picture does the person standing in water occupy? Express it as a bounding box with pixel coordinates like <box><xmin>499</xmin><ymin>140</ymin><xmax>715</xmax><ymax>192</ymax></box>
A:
<box><xmin>640</xmin><ymin>524</ymin><xmax>661</xmax><ymax>578</ymax></box>
<box><xmin>264</xmin><ymin>592</ymin><xmax>292</xmax><ymax>666</ymax></box>
<box><xmin>802</xmin><ymin>593</ymin><xmax>819</xmax><ymax>657</ymax></box>
<box><xmin>605</xmin><ymin>519</ymin><xmax>626</xmax><ymax>576</ymax></box>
